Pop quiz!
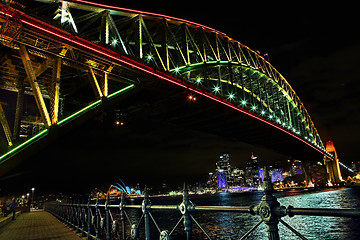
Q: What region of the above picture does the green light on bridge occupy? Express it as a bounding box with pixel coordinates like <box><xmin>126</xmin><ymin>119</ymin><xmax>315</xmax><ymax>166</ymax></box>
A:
<box><xmin>58</xmin><ymin>84</ymin><xmax>135</xmax><ymax>126</ymax></box>
<box><xmin>58</xmin><ymin>100</ymin><xmax>102</xmax><ymax>126</ymax></box>
<box><xmin>213</xmin><ymin>85</ymin><xmax>221</xmax><ymax>93</ymax></box>
<box><xmin>0</xmin><ymin>129</ymin><xmax>49</xmax><ymax>165</ymax></box>
<box><xmin>112</xmin><ymin>38</ymin><xmax>118</xmax><ymax>46</ymax></box>
<box><xmin>146</xmin><ymin>54</ymin><xmax>153</xmax><ymax>61</ymax></box>
<box><xmin>0</xmin><ymin>84</ymin><xmax>136</xmax><ymax>165</ymax></box>
<box><xmin>107</xmin><ymin>84</ymin><xmax>135</xmax><ymax>99</ymax></box>
<box><xmin>228</xmin><ymin>93</ymin><xmax>235</xmax><ymax>100</ymax></box>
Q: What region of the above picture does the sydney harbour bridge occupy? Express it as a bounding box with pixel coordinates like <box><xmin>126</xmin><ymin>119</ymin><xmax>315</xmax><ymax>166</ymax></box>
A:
<box><xmin>0</xmin><ymin>0</ymin><xmax>342</xmax><ymax>184</ymax></box>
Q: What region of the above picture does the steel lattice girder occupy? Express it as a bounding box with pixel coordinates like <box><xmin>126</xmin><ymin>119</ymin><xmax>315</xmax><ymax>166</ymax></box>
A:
<box><xmin>0</xmin><ymin>0</ymin><xmax>329</xmax><ymax>158</ymax></box>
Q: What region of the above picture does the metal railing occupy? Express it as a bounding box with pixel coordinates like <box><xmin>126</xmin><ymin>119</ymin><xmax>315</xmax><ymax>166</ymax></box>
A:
<box><xmin>45</xmin><ymin>168</ymin><xmax>360</xmax><ymax>240</ymax></box>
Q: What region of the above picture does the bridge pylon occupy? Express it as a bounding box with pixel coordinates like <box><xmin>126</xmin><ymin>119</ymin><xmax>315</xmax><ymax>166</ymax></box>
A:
<box><xmin>325</xmin><ymin>141</ymin><xmax>343</xmax><ymax>184</ymax></box>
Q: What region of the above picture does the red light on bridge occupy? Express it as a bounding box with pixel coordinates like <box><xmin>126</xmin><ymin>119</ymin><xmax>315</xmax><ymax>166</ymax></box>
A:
<box><xmin>187</xmin><ymin>94</ymin><xmax>197</xmax><ymax>101</ymax></box>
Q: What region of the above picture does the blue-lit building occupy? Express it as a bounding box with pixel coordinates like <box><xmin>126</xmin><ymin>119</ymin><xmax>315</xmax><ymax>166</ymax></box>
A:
<box><xmin>216</xmin><ymin>153</ymin><xmax>231</xmax><ymax>188</ymax></box>
<box><xmin>291</xmin><ymin>160</ymin><xmax>302</xmax><ymax>176</ymax></box>
<box><xmin>217</xmin><ymin>170</ymin><xmax>227</xmax><ymax>188</ymax></box>
<box><xmin>259</xmin><ymin>167</ymin><xmax>284</xmax><ymax>183</ymax></box>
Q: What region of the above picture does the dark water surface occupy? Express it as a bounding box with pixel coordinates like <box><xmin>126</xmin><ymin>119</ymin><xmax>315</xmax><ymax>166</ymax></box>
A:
<box><xmin>124</xmin><ymin>188</ymin><xmax>360</xmax><ymax>239</ymax></box>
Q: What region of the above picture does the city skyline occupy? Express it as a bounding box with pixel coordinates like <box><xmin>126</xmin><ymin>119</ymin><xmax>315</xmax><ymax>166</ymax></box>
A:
<box><xmin>208</xmin><ymin>152</ymin><xmax>307</xmax><ymax>191</ymax></box>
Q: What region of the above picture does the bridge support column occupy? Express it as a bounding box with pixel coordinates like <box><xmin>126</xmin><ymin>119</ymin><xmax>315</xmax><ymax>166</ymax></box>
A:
<box><xmin>88</xmin><ymin>66</ymin><xmax>104</xmax><ymax>99</ymax></box>
<box><xmin>19</xmin><ymin>44</ymin><xmax>51</xmax><ymax>127</ymax></box>
<box><xmin>325</xmin><ymin>141</ymin><xmax>343</xmax><ymax>184</ymax></box>
<box><xmin>0</xmin><ymin>103</ymin><xmax>12</xmax><ymax>147</ymax></box>
<box><xmin>50</xmin><ymin>57</ymin><xmax>61</xmax><ymax>125</ymax></box>
<box><xmin>13</xmin><ymin>78</ymin><xmax>24</xmax><ymax>141</ymax></box>
<box><xmin>100</xmin><ymin>10</ymin><xmax>110</xmax><ymax>45</ymax></box>
<box><xmin>325</xmin><ymin>157</ymin><xmax>342</xmax><ymax>184</ymax></box>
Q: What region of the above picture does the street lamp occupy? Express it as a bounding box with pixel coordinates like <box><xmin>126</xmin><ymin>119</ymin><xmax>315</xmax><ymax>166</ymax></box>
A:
<box><xmin>31</xmin><ymin>188</ymin><xmax>35</xmax><ymax>210</ymax></box>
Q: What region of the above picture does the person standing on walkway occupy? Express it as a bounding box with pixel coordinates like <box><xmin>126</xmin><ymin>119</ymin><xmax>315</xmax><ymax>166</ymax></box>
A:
<box><xmin>1</xmin><ymin>200</ymin><xmax>7</xmax><ymax>217</ymax></box>
<box><xmin>9</xmin><ymin>197</ymin><xmax>16</xmax><ymax>220</ymax></box>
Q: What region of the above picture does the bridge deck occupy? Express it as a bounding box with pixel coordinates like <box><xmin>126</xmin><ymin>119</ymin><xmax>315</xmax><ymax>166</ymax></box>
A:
<box><xmin>0</xmin><ymin>209</ymin><xmax>82</xmax><ymax>240</ymax></box>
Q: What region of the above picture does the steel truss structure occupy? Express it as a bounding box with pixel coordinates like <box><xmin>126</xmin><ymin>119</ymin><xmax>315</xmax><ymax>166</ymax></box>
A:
<box><xmin>0</xmin><ymin>0</ymin><xmax>334</xmax><ymax>167</ymax></box>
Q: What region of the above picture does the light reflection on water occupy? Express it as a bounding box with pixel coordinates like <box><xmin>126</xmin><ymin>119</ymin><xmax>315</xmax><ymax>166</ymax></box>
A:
<box><xmin>125</xmin><ymin>188</ymin><xmax>360</xmax><ymax>239</ymax></box>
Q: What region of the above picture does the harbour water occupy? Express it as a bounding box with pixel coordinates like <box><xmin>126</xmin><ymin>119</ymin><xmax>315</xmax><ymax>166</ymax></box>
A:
<box><xmin>124</xmin><ymin>187</ymin><xmax>360</xmax><ymax>239</ymax></box>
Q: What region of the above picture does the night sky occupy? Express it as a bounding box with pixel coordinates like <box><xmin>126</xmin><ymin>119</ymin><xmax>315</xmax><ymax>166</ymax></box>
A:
<box><xmin>1</xmin><ymin>1</ymin><xmax>359</xmax><ymax>194</ymax></box>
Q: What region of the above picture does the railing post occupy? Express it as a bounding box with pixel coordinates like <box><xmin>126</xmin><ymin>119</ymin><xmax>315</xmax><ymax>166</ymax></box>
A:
<box><xmin>68</xmin><ymin>197</ymin><xmax>73</xmax><ymax>226</ymax></box>
<box><xmin>95</xmin><ymin>194</ymin><xmax>100</xmax><ymax>239</ymax></box>
<box><xmin>180</xmin><ymin>183</ymin><xmax>192</xmax><ymax>240</ymax></box>
<box><xmin>105</xmin><ymin>193</ymin><xmax>111</xmax><ymax>240</ymax></box>
<box><xmin>76</xmin><ymin>196</ymin><xmax>81</xmax><ymax>233</ymax></box>
<box><xmin>87</xmin><ymin>195</ymin><xmax>92</xmax><ymax>240</ymax></box>
<box><xmin>81</xmin><ymin>196</ymin><xmax>87</xmax><ymax>237</ymax></box>
<box><xmin>142</xmin><ymin>188</ymin><xmax>151</xmax><ymax>240</ymax></box>
<box><xmin>71</xmin><ymin>197</ymin><xmax>75</xmax><ymax>228</ymax></box>
<box><xmin>256</xmin><ymin>166</ymin><xmax>280</xmax><ymax>240</ymax></box>
<box><xmin>120</xmin><ymin>193</ymin><xmax>126</xmax><ymax>240</ymax></box>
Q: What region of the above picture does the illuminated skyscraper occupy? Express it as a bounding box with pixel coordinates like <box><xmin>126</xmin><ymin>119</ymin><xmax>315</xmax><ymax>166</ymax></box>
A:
<box><xmin>231</xmin><ymin>167</ymin><xmax>245</xmax><ymax>186</ymax></box>
<box><xmin>216</xmin><ymin>153</ymin><xmax>231</xmax><ymax>188</ymax></box>
<box><xmin>216</xmin><ymin>170</ymin><xmax>227</xmax><ymax>188</ymax></box>
<box><xmin>245</xmin><ymin>153</ymin><xmax>259</xmax><ymax>187</ymax></box>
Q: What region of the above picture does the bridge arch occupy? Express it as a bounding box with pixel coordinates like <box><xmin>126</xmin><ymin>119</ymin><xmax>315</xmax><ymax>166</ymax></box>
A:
<box><xmin>50</xmin><ymin>0</ymin><xmax>326</xmax><ymax>155</ymax></box>
<box><xmin>0</xmin><ymin>0</ymin><xmax>333</xmax><ymax>169</ymax></box>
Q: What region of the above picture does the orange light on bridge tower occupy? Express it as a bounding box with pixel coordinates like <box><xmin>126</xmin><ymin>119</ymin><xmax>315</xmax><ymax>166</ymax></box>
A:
<box><xmin>325</xmin><ymin>140</ymin><xmax>343</xmax><ymax>184</ymax></box>
<box><xmin>326</xmin><ymin>141</ymin><xmax>336</xmax><ymax>153</ymax></box>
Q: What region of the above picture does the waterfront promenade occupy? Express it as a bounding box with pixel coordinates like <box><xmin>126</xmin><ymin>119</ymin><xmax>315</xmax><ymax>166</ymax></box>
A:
<box><xmin>0</xmin><ymin>209</ymin><xmax>83</xmax><ymax>240</ymax></box>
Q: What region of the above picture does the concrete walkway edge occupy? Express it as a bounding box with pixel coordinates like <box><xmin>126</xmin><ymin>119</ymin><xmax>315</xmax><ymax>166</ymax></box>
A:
<box><xmin>0</xmin><ymin>209</ymin><xmax>84</xmax><ymax>240</ymax></box>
